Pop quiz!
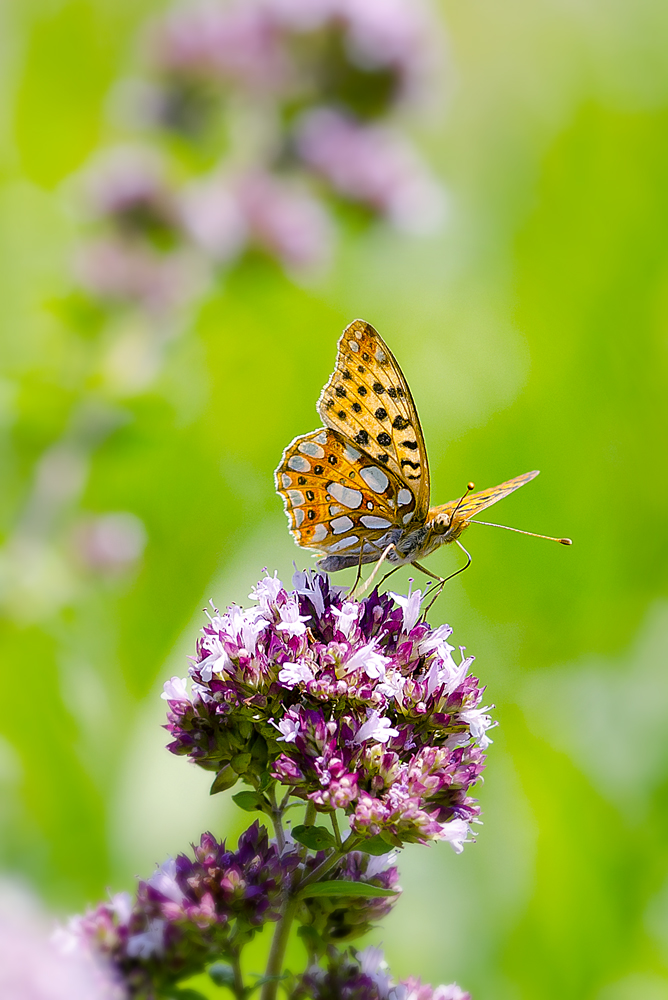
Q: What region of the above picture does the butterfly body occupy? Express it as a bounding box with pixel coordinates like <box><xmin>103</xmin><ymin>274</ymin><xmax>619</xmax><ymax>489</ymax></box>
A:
<box><xmin>275</xmin><ymin>320</ymin><xmax>539</xmax><ymax>576</ymax></box>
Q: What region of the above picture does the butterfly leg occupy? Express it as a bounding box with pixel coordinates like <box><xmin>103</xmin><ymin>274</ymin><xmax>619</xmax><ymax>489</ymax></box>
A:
<box><xmin>420</xmin><ymin>541</ymin><xmax>473</xmax><ymax>613</ymax></box>
<box><xmin>412</xmin><ymin>561</ymin><xmax>444</xmax><ymax>584</ymax></box>
<box><xmin>413</xmin><ymin>561</ymin><xmax>446</xmax><ymax>614</ymax></box>
<box><xmin>348</xmin><ymin>546</ymin><xmax>366</xmax><ymax>598</ymax></box>
<box><xmin>379</xmin><ymin>565</ymin><xmax>402</xmax><ymax>588</ymax></box>
<box><xmin>357</xmin><ymin>543</ymin><xmax>398</xmax><ymax>596</ymax></box>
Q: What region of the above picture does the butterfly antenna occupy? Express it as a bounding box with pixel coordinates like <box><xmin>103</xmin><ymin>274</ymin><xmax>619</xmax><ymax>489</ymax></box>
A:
<box><xmin>469</xmin><ymin>520</ymin><xmax>572</xmax><ymax>545</ymax></box>
<box><xmin>450</xmin><ymin>481</ymin><xmax>476</xmax><ymax>522</ymax></box>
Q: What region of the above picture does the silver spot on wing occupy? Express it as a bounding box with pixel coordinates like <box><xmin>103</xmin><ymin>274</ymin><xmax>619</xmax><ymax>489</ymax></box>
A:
<box><xmin>299</xmin><ymin>441</ymin><xmax>325</xmax><ymax>458</ymax></box>
<box><xmin>328</xmin><ymin>482</ymin><xmax>363</xmax><ymax>508</ymax></box>
<box><xmin>331</xmin><ymin>515</ymin><xmax>355</xmax><ymax>534</ymax></box>
<box><xmin>312</xmin><ymin>523</ymin><xmax>328</xmax><ymax>542</ymax></box>
<box><xmin>288</xmin><ymin>455</ymin><xmax>310</xmax><ymax>473</ymax></box>
<box><xmin>360</xmin><ymin>515</ymin><xmax>392</xmax><ymax>529</ymax></box>
<box><xmin>328</xmin><ymin>534</ymin><xmax>359</xmax><ymax>552</ymax></box>
<box><xmin>360</xmin><ymin>466</ymin><xmax>389</xmax><ymax>493</ymax></box>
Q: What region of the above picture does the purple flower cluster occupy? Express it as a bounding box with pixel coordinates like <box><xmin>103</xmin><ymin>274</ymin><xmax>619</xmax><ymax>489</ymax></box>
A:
<box><xmin>66</xmin><ymin>822</ymin><xmax>291</xmax><ymax>997</ymax></box>
<box><xmin>76</xmin><ymin>0</ymin><xmax>445</xmax><ymax>306</ymax></box>
<box><xmin>145</xmin><ymin>0</ymin><xmax>437</xmax><ymax>120</ymax></box>
<box><xmin>164</xmin><ymin>570</ymin><xmax>493</xmax><ymax>850</ymax></box>
<box><xmin>292</xmin><ymin>947</ymin><xmax>470</xmax><ymax>1000</ymax></box>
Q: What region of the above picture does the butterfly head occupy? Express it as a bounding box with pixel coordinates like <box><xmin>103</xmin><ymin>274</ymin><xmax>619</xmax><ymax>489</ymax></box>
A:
<box><xmin>426</xmin><ymin>505</ymin><xmax>469</xmax><ymax>542</ymax></box>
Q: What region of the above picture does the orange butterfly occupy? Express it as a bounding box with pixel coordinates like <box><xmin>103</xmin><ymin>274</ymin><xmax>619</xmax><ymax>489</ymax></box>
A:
<box><xmin>275</xmin><ymin>320</ymin><xmax>570</xmax><ymax>586</ymax></box>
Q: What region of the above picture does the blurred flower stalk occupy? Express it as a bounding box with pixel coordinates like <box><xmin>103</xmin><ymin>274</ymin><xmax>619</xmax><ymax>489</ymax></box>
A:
<box><xmin>0</xmin><ymin>0</ymin><xmax>445</xmax><ymax>622</ymax></box>
<box><xmin>61</xmin><ymin>570</ymin><xmax>482</xmax><ymax>998</ymax></box>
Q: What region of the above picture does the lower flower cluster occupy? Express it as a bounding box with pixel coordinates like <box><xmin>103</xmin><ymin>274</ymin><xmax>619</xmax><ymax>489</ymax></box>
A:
<box><xmin>65</xmin><ymin>823</ymin><xmax>404</xmax><ymax>999</ymax></box>
<box><xmin>66</xmin><ymin>823</ymin><xmax>291</xmax><ymax>998</ymax></box>
<box><xmin>164</xmin><ymin>570</ymin><xmax>493</xmax><ymax>851</ymax></box>
<box><xmin>292</xmin><ymin>947</ymin><xmax>470</xmax><ymax>1000</ymax></box>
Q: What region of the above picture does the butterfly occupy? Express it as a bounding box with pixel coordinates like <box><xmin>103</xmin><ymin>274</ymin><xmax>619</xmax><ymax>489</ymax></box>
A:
<box><xmin>275</xmin><ymin>319</ymin><xmax>568</xmax><ymax>585</ymax></box>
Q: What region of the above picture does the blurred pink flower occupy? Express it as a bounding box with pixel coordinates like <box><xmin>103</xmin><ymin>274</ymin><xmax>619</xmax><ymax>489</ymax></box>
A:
<box><xmin>179</xmin><ymin>175</ymin><xmax>248</xmax><ymax>261</ymax></box>
<box><xmin>236</xmin><ymin>172</ymin><xmax>332</xmax><ymax>270</ymax></box>
<box><xmin>147</xmin><ymin>1</ymin><xmax>288</xmax><ymax>91</ymax></box>
<box><xmin>337</xmin><ymin>0</ymin><xmax>438</xmax><ymax>98</ymax></box>
<box><xmin>81</xmin><ymin>146</ymin><xmax>176</xmax><ymax>229</ymax></box>
<box><xmin>74</xmin><ymin>238</ymin><xmax>202</xmax><ymax>312</ymax></box>
<box><xmin>71</xmin><ymin>513</ymin><xmax>147</xmax><ymax>574</ymax></box>
<box><xmin>0</xmin><ymin>883</ymin><xmax>123</xmax><ymax>1000</ymax></box>
<box><xmin>295</xmin><ymin>108</ymin><xmax>445</xmax><ymax>232</ymax></box>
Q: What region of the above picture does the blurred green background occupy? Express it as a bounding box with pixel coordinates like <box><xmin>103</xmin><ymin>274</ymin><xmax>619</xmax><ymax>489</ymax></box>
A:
<box><xmin>1</xmin><ymin>1</ymin><xmax>668</xmax><ymax>998</ymax></box>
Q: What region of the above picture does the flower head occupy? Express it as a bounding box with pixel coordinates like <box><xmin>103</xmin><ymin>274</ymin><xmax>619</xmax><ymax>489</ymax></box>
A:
<box><xmin>166</xmin><ymin>569</ymin><xmax>492</xmax><ymax>849</ymax></box>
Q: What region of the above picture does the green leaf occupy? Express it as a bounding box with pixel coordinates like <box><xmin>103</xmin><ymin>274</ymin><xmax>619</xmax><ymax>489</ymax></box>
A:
<box><xmin>210</xmin><ymin>765</ymin><xmax>238</xmax><ymax>795</ymax></box>
<box><xmin>208</xmin><ymin>962</ymin><xmax>236</xmax><ymax>988</ymax></box>
<box><xmin>231</xmin><ymin>752</ymin><xmax>252</xmax><ymax>773</ymax></box>
<box><xmin>292</xmin><ymin>824</ymin><xmax>336</xmax><ymax>850</ymax></box>
<box><xmin>258</xmin><ymin>770</ymin><xmax>273</xmax><ymax>792</ymax></box>
<box><xmin>299</xmin><ymin>880</ymin><xmax>399</xmax><ymax>899</ymax></box>
<box><xmin>232</xmin><ymin>790</ymin><xmax>265</xmax><ymax>812</ymax></box>
<box><xmin>360</xmin><ymin>834</ymin><xmax>397</xmax><ymax>856</ymax></box>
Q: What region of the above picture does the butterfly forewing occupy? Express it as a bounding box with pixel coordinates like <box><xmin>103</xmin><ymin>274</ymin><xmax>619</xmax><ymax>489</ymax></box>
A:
<box><xmin>316</xmin><ymin>319</ymin><xmax>430</xmax><ymax>524</ymax></box>
<box><xmin>443</xmin><ymin>470</ymin><xmax>540</xmax><ymax>525</ymax></box>
<box><xmin>275</xmin><ymin>427</ymin><xmax>416</xmax><ymax>563</ymax></box>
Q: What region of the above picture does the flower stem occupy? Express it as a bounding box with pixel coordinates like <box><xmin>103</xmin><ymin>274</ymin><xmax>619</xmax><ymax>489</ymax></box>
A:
<box><xmin>299</xmin><ymin>831</ymin><xmax>361</xmax><ymax>890</ymax></box>
<box><xmin>261</xmin><ymin>897</ymin><xmax>298</xmax><ymax>1000</ymax></box>
<box><xmin>268</xmin><ymin>786</ymin><xmax>285</xmax><ymax>852</ymax></box>
<box><xmin>330</xmin><ymin>810</ymin><xmax>342</xmax><ymax>850</ymax></box>
<box><xmin>230</xmin><ymin>947</ymin><xmax>246</xmax><ymax>1000</ymax></box>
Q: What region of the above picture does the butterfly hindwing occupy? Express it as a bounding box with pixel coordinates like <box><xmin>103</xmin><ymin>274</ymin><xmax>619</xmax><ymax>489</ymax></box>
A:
<box><xmin>316</xmin><ymin>319</ymin><xmax>430</xmax><ymax>524</ymax></box>
<box><xmin>275</xmin><ymin>427</ymin><xmax>416</xmax><ymax>563</ymax></box>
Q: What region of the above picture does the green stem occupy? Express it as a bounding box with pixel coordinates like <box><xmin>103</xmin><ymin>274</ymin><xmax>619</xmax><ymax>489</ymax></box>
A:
<box><xmin>330</xmin><ymin>811</ymin><xmax>342</xmax><ymax>851</ymax></box>
<box><xmin>303</xmin><ymin>801</ymin><xmax>316</xmax><ymax>827</ymax></box>
<box><xmin>298</xmin><ymin>831</ymin><xmax>361</xmax><ymax>891</ymax></box>
<box><xmin>230</xmin><ymin>947</ymin><xmax>246</xmax><ymax>1000</ymax></box>
<box><xmin>260</xmin><ymin>897</ymin><xmax>298</xmax><ymax>1000</ymax></box>
<box><xmin>268</xmin><ymin>786</ymin><xmax>285</xmax><ymax>852</ymax></box>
